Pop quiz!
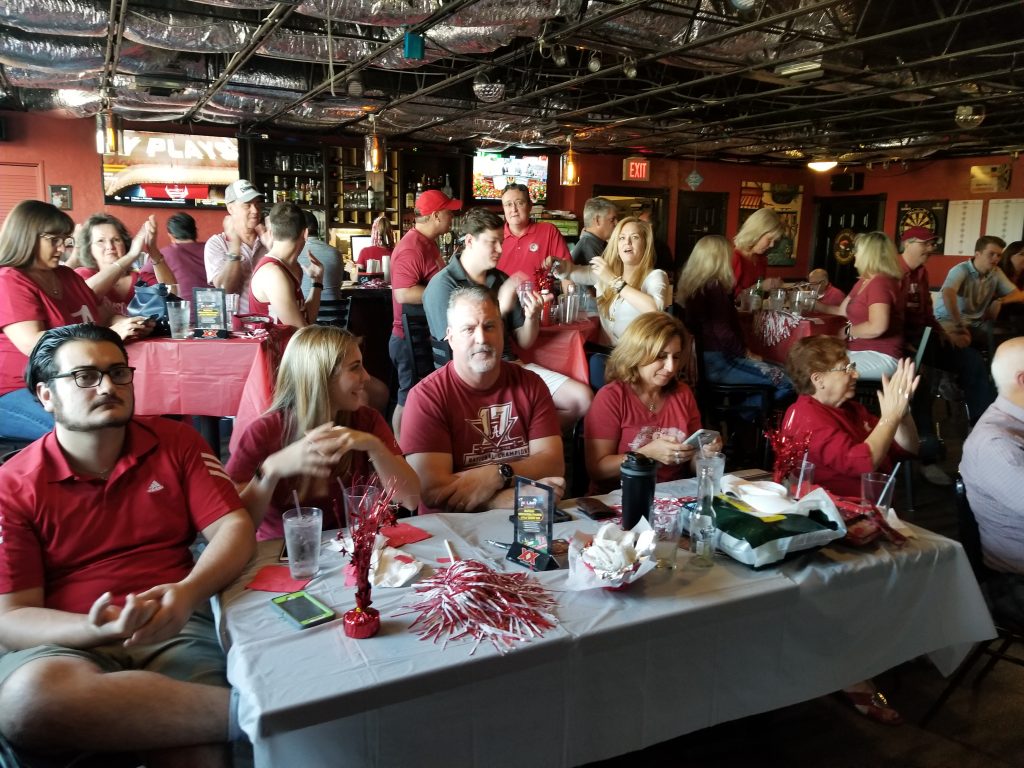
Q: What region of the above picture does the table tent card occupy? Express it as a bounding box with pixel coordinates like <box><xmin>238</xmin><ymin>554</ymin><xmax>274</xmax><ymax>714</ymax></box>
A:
<box><xmin>508</xmin><ymin>477</ymin><xmax>560</xmax><ymax>571</ymax></box>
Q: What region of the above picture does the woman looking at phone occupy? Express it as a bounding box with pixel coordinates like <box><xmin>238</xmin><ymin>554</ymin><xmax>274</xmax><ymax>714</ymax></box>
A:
<box><xmin>227</xmin><ymin>324</ymin><xmax>419</xmax><ymax>539</ymax></box>
<box><xmin>584</xmin><ymin>312</ymin><xmax>722</xmax><ymax>494</ymax></box>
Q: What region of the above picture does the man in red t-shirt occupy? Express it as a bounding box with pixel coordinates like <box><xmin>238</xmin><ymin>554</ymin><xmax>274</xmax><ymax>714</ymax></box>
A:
<box><xmin>388</xmin><ymin>189</ymin><xmax>462</xmax><ymax>438</ymax></box>
<box><xmin>496</xmin><ymin>184</ymin><xmax>571</xmax><ymax>278</ymax></box>
<box><xmin>0</xmin><ymin>324</ymin><xmax>255</xmax><ymax>764</ymax></box>
<box><xmin>401</xmin><ymin>286</ymin><xmax>565</xmax><ymax>514</ymax></box>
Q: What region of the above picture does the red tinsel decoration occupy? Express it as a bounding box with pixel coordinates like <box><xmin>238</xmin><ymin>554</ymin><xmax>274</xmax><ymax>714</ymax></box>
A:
<box><xmin>764</xmin><ymin>427</ymin><xmax>811</xmax><ymax>484</ymax></box>
<box><xmin>396</xmin><ymin>560</ymin><xmax>557</xmax><ymax>655</ymax></box>
<box><xmin>532</xmin><ymin>265</ymin><xmax>554</xmax><ymax>293</ymax></box>
<box><xmin>343</xmin><ymin>483</ymin><xmax>396</xmax><ymax>639</ymax></box>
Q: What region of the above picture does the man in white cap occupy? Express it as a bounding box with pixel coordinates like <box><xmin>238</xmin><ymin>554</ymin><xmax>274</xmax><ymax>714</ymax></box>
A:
<box><xmin>205</xmin><ymin>179</ymin><xmax>267</xmax><ymax>314</ymax></box>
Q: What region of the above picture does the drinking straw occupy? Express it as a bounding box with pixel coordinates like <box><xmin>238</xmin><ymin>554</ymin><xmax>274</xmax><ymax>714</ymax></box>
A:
<box><xmin>876</xmin><ymin>462</ymin><xmax>901</xmax><ymax>509</ymax></box>
<box><xmin>795</xmin><ymin>450</ymin><xmax>809</xmax><ymax>498</ymax></box>
<box><xmin>444</xmin><ymin>539</ymin><xmax>458</xmax><ymax>563</ymax></box>
<box><xmin>292</xmin><ymin>489</ymin><xmax>302</xmax><ymax>516</ymax></box>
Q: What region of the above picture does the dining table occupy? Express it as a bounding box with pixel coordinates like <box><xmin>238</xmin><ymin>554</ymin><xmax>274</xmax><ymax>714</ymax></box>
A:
<box><xmin>512</xmin><ymin>314</ymin><xmax>600</xmax><ymax>385</ymax></box>
<box><xmin>219</xmin><ymin>476</ymin><xmax>995</xmax><ymax>767</ymax></box>
<box><xmin>739</xmin><ymin>310</ymin><xmax>847</xmax><ymax>365</ymax></box>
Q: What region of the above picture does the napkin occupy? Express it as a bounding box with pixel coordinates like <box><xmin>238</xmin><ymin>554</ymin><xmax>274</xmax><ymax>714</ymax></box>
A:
<box><xmin>566</xmin><ymin>519</ymin><xmax>658</xmax><ymax>590</ymax></box>
<box><xmin>720</xmin><ymin>474</ymin><xmax>792</xmax><ymax>516</ymax></box>
<box><xmin>381</xmin><ymin>523</ymin><xmax>431</xmax><ymax>547</ymax></box>
<box><xmin>343</xmin><ymin>534</ymin><xmax>424</xmax><ymax>588</ymax></box>
<box><xmin>245</xmin><ymin>565</ymin><xmax>310</xmax><ymax>593</ymax></box>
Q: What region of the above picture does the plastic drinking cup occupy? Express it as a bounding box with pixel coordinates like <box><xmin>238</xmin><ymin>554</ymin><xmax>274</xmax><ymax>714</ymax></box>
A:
<box><xmin>651</xmin><ymin>505</ymin><xmax>682</xmax><ymax>569</ymax></box>
<box><xmin>167</xmin><ymin>300</ymin><xmax>190</xmax><ymax>339</ymax></box>
<box><xmin>861</xmin><ymin>471</ymin><xmax>894</xmax><ymax>510</ymax></box>
<box><xmin>788</xmin><ymin>462</ymin><xmax>815</xmax><ymax>499</ymax></box>
<box><xmin>282</xmin><ymin>507</ymin><xmax>323</xmax><ymax>580</ymax></box>
<box><xmin>340</xmin><ymin>485</ymin><xmax>381</xmax><ymax>528</ymax></box>
<box><xmin>695</xmin><ymin>452</ymin><xmax>726</xmax><ymax>495</ymax></box>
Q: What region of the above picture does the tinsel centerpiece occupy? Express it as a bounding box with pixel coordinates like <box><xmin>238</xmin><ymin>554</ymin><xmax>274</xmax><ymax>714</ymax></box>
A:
<box><xmin>765</xmin><ymin>426</ymin><xmax>811</xmax><ymax>485</ymax></box>
<box><xmin>753</xmin><ymin>309</ymin><xmax>800</xmax><ymax>348</ymax></box>
<box><xmin>396</xmin><ymin>560</ymin><xmax>557</xmax><ymax>655</ymax></box>
<box><xmin>343</xmin><ymin>484</ymin><xmax>395</xmax><ymax>639</ymax></box>
<box><xmin>532</xmin><ymin>265</ymin><xmax>555</xmax><ymax>293</ymax></box>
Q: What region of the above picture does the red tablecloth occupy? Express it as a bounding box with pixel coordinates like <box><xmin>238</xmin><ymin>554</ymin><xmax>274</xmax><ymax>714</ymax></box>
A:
<box><xmin>738</xmin><ymin>311</ymin><xmax>846</xmax><ymax>365</ymax></box>
<box><xmin>512</xmin><ymin>316</ymin><xmax>600</xmax><ymax>384</ymax></box>
<box><xmin>127</xmin><ymin>336</ymin><xmax>266</xmax><ymax>417</ymax></box>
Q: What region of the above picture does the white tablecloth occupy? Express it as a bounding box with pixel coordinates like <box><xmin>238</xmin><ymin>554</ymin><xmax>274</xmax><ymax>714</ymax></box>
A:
<box><xmin>221</xmin><ymin>481</ymin><xmax>995</xmax><ymax>767</ymax></box>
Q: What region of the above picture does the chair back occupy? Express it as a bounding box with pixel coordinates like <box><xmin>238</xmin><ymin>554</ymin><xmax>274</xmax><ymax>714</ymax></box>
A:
<box><xmin>914</xmin><ymin>325</ymin><xmax>932</xmax><ymax>370</ymax></box>
<box><xmin>954</xmin><ymin>473</ymin><xmax>992</xmax><ymax>582</ymax></box>
<box><xmin>401</xmin><ymin>304</ymin><xmax>438</xmax><ymax>384</ymax></box>
<box><xmin>316</xmin><ymin>297</ymin><xmax>352</xmax><ymax>329</ymax></box>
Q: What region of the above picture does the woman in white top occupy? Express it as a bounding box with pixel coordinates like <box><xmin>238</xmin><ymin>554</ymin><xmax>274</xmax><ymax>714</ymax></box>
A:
<box><xmin>566</xmin><ymin>217</ymin><xmax>671</xmax><ymax>345</ymax></box>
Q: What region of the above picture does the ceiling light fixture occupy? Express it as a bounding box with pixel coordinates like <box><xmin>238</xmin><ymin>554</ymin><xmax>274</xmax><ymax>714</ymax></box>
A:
<box><xmin>773</xmin><ymin>58</ymin><xmax>823</xmax><ymax>80</ymax></box>
<box><xmin>560</xmin><ymin>136</ymin><xmax>580</xmax><ymax>187</ymax></box>
<box><xmin>587</xmin><ymin>53</ymin><xmax>601</xmax><ymax>73</ymax></box>
<box><xmin>623</xmin><ymin>58</ymin><xmax>638</xmax><ymax>79</ymax></box>
<box><xmin>807</xmin><ymin>159</ymin><xmax>838</xmax><ymax>172</ymax></box>
<box><xmin>552</xmin><ymin>45</ymin><xmax>568</xmax><ymax>67</ymax></box>
<box><xmin>472</xmin><ymin>71</ymin><xmax>505</xmax><ymax>103</ymax></box>
<box><xmin>346</xmin><ymin>72</ymin><xmax>364</xmax><ymax>98</ymax></box>
<box><xmin>95</xmin><ymin>101</ymin><xmax>124</xmax><ymax>155</ymax></box>
<box><xmin>954</xmin><ymin>105</ymin><xmax>985</xmax><ymax>129</ymax></box>
<box><xmin>363</xmin><ymin>115</ymin><xmax>387</xmax><ymax>173</ymax></box>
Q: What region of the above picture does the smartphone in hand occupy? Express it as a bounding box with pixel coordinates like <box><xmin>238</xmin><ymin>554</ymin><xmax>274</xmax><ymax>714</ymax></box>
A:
<box><xmin>683</xmin><ymin>429</ymin><xmax>719</xmax><ymax>449</ymax></box>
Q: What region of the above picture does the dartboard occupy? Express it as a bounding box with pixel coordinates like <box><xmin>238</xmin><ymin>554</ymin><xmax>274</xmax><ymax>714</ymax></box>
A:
<box><xmin>898</xmin><ymin>208</ymin><xmax>937</xmax><ymax>240</ymax></box>
<box><xmin>833</xmin><ymin>228</ymin><xmax>855</xmax><ymax>265</ymax></box>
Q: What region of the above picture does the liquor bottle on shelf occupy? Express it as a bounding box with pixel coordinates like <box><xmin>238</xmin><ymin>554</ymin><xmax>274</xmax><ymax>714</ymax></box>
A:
<box><xmin>405</xmin><ymin>181</ymin><xmax>415</xmax><ymax>208</ymax></box>
<box><xmin>367</xmin><ymin>186</ymin><xmax>376</xmax><ymax>211</ymax></box>
<box><xmin>442</xmin><ymin>174</ymin><xmax>453</xmax><ymax>198</ymax></box>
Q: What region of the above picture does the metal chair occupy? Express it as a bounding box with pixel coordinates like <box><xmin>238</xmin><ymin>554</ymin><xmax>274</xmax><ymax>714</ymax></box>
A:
<box><xmin>400</xmin><ymin>304</ymin><xmax>451</xmax><ymax>386</ymax></box>
<box><xmin>315</xmin><ymin>297</ymin><xmax>352</xmax><ymax>329</ymax></box>
<box><xmin>920</xmin><ymin>474</ymin><xmax>1024</xmax><ymax>725</ymax></box>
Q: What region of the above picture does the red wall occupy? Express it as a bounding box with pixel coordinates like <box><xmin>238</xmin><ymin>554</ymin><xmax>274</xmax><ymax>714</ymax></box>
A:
<box><xmin>0</xmin><ymin>111</ymin><xmax>229</xmax><ymax>250</ymax></box>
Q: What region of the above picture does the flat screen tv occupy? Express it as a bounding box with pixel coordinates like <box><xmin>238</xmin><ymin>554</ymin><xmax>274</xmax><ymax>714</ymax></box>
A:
<box><xmin>471</xmin><ymin>151</ymin><xmax>548</xmax><ymax>203</ymax></box>
<box><xmin>102</xmin><ymin>130</ymin><xmax>239</xmax><ymax>208</ymax></box>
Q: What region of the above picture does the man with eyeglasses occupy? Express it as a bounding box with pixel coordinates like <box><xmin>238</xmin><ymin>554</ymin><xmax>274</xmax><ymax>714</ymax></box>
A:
<box><xmin>0</xmin><ymin>324</ymin><xmax>255</xmax><ymax>766</ymax></box>
<box><xmin>497</xmin><ymin>184</ymin><xmax>571</xmax><ymax>278</ymax></box>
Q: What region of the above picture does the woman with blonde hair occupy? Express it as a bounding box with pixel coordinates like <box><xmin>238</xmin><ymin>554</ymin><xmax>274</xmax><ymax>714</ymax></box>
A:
<box><xmin>0</xmin><ymin>200</ymin><xmax>150</xmax><ymax>439</ymax></box>
<box><xmin>817</xmin><ymin>231</ymin><xmax>904</xmax><ymax>380</ymax></box>
<box><xmin>676</xmin><ymin>234</ymin><xmax>792</xmax><ymax>401</ymax></box>
<box><xmin>566</xmin><ymin>216</ymin><xmax>671</xmax><ymax>345</ymax></box>
<box><xmin>585</xmin><ymin>312</ymin><xmax>720</xmax><ymax>493</ymax></box>
<box><xmin>227</xmin><ymin>324</ymin><xmax>419</xmax><ymax>539</ymax></box>
<box><xmin>732</xmin><ymin>207</ymin><xmax>784</xmax><ymax>296</ymax></box>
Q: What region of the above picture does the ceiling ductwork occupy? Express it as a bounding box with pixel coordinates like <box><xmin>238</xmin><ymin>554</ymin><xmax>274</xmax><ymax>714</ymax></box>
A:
<box><xmin>0</xmin><ymin>0</ymin><xmax>1020</xmax><ymax>164</ymax></box>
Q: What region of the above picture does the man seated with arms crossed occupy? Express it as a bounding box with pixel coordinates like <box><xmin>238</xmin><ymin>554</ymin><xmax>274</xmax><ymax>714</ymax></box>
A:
<box><xmin>0</xmin><ymin>324</ymin><xmax>255</xmax><ymax>767</ymax></box>
<box><xmin>205</xmin><ymin>179</ymin><xmax>267</xmax><ymax>314</ymax></box>
<box><xmin>248</xmin><ymin>200</ymin><xmax>324</xmax><ymax>327</ymax></box>
<box><xmin>423</xmin><ymin>208</ymin><xmax>592</xmax><ymax>428</ymax></box>
<box><xmin>401</xmin><ymin>286</ymin><xmax>565</xmax><ymax>514</ymax></box>
<box><xmin>961</xmin><ymin>336</ymin><xmax>1024</xmax><ymax>628</ymax></box>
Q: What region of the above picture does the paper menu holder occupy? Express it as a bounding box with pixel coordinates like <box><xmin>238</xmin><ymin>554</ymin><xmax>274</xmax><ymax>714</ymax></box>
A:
<box><xmin>508</xmin><ymin>476</ymin><xmax>561</xmax><ymax>571</ymax></box>
<box><xmin>505</xmin><ymin>542</ymin><xmax>560</xmax><ymax>571</ymax></box>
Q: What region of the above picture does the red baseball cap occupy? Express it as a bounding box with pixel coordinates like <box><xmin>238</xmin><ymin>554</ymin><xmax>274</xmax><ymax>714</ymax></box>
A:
<box><xmin>416</xmin><ymin>189</ymin><xmax>462</xmax><ymax>216</ymax></box>
<box><xmin>902</xmin><ymin>226</ymin><xmax>940</xmax><ymax>243</ymax></box>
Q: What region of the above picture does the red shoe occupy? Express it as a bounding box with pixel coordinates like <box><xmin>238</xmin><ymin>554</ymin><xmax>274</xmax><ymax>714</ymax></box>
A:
<box><xmin>840</xmin><ymin>689</ymin><xmax>904</xmax><ymax>725</ymax></box>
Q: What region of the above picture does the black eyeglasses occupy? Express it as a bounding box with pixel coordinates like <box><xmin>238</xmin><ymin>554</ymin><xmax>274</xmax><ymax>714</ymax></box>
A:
<box><xmin>825</xmin><ymin>362</ymin><xmax>857</xmax><ymax>374</ymax></box>
<box><xmin>39</xmin><ymin>233</ymin><xmax>73</xmax><ymax>249</ymax></box>
<box><xmin>49</xmin><ymin>366</ymin><xmax>135</xmax><ymax>388</ymax></box>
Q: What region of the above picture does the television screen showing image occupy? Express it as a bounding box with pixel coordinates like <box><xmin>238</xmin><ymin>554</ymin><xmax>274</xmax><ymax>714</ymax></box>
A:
<box><xmin>102</xmin><ymin>130</ymin><xmax>239</xmax><ymax>208</ymax></box>
<box><xmin>472</xmin><ymin>152</ymin><xmax>548</xmax><ymax>203</ymax></box>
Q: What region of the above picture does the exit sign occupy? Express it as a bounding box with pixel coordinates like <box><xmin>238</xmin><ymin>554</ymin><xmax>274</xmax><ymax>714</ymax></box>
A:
<box><xmin>623</xmin><ymin>156</ymin><xmax>650</xmax><ymax>181</ymax></box>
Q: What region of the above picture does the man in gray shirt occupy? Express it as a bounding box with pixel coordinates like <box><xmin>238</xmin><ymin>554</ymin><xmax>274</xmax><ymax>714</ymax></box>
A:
<box><xmin>298</xmin><ymin>210</ymin><xmax>343</xmax><ymax>301</ymax></box>
<box><xmin>571</xmin><ymin>197</ymin><xmax>618</xmax><ymax>265</ymax></box>
<box><xmin>960</xmin><ymin>336</ymin><xmax>1024</xmax><ymax>625</ymax></box>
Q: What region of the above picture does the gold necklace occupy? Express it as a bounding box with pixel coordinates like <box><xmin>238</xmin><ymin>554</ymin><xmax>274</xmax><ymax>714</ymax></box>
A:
<box><xmin>29</xmin><ymin>269</ymin><xmax>61</xmax><ymax>297</ymax></box>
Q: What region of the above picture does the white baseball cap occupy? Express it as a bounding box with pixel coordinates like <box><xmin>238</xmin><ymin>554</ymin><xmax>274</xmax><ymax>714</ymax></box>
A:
<box><xmin>224</xmin><ymin>179</ymin><xmax>262</xmax><ymax>204</ymax></box>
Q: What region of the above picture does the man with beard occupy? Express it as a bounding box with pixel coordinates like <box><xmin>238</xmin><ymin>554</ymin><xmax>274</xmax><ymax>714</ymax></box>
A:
<box><xmin>401</xmin><ymin>286</ymin><xmax>565</xmax><ymax>514</ymax></box>
<box><xmin>205</xmin><ymin>179</ymin><xmax>267</xmax><ymax>313</ymax></box>
<box><xmin>0</xmin><ymin>324</ymin><xmax>255</xmax><ymax>767</ymax></box>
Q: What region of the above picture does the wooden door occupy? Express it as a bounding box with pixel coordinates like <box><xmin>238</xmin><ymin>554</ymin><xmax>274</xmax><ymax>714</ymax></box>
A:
<box><xmin>811</xmin><ymin>195</ymin><xmax>886</xmax><ymax>293</ymax></box>
<box><xmin>676</xmin><ymin>191</ymin><xmax>727</xmax><ymax>269</ymax></box>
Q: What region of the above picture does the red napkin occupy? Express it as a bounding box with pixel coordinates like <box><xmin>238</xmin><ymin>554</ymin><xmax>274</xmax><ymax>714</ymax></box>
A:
<box><xmin>381</xmin><ymin>523</ymin><xmax>431</xmax><ymax>547</ymax></box>
<box><xmin>246</xmin><ymin>565</ymin><xmax>310</xmax><ymax>593</ymax></box>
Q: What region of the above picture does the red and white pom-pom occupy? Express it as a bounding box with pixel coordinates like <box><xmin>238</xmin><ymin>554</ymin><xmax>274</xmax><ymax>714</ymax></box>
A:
<box><xmin>396</xmin><ymin>560</ymin><xmax>557</xmax><ymax>655</ymax></box>
<box><xmin>754</xmin><ymin>309</ymin><xmax>799</xmax><ymax>348</ymax></box>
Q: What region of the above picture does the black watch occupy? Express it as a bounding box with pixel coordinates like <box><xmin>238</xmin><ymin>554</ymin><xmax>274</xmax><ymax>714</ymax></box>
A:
<box><xmin>498</xmin><ymin>463</ymin><xmax>514</xmax><ymax>488</ymax></box>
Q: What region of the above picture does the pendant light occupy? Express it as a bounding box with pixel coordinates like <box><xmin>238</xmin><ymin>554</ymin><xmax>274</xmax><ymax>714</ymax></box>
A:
<box><xmin>95</xmin><ymin>102</ymin><xmax>124</xmax><ymax>155</ymax></box>
<box><xmin>363</xmin><ymin>115</ymin><xmax>387</xmax><ymax>173</ymax></box>
<box><xmin>560</xmin><ymin>136</ymin><xmax>580</xmax><ymax>187</ymax></box>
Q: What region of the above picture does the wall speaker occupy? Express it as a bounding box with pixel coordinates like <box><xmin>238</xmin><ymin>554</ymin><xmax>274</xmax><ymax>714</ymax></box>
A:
<box><xmin>830</xmin><ymin>172</ymin><xmax>864</xmax><ymax>192</ymax></box>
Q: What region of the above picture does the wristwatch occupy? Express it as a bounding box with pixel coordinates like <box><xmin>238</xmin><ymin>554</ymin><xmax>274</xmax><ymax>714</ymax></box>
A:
<box><xmin>497</xmin><ymin>463</ymin><xmax>514</xmax><ymax>488</ymax></box>
<box><xmin>612</xmin><ymin>277</ymin><xmax>626</xmax><ymax>294</ymax></box>
<box><xmin>312</xmin><ymin>281</ymin><xmax>324</xmax><ymax>290</ymax></box>
<box><xmin>226</xmin><ymin>252</ymin><xmax>241</xmax><ymax>262</ymax></box>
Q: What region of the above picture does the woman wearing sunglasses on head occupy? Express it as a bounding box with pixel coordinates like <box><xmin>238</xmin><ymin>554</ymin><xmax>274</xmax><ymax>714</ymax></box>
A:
<box><xmin>0</xmin><ymin>200</ymin><xmax>152</xmax><ymax>440</ymax></box>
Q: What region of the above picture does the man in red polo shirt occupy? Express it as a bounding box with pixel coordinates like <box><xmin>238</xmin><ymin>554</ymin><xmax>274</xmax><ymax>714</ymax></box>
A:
<box><xmin>389</xmin><ymin>189</ymin><xmax>462</xmax><ymax>438</ymax></box>
<box><xmin>0</xmin><ymin>324</ymin><xmax>255</xmax><ymax>766</ymax></box>
<box><xmin>497</xmin><ymin>184</ymin><xmax>571</xmax><ymax>278</ymax></box>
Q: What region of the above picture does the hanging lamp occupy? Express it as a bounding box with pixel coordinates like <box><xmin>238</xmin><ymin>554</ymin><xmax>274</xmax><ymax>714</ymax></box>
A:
<box><xmin>560</xmin><ymin>136</ymin><xmax>580</xmax><ymax>186</ymax></box>
<box><xmin>95</xmin><ymin>102</ymin><xmax>124</xmax><ymax>155</ymax></box>
<box><xmin>363</xmin><ymin>115</ymin><xmax>387</xmax><ymax>173</ymax></box>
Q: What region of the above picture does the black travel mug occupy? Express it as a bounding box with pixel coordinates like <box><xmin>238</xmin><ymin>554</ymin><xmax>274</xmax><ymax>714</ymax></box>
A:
<box><xmin>620</xmin><ymin>451</ymin><xmax>656</xmax><ymax>530</ymax></box>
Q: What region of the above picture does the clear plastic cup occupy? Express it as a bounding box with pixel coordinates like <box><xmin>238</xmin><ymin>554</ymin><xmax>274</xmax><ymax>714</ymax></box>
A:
<box><xmin>282</xmin><ymin>507</ymin><xmax>323</xmax><ymax>580</ymax></box>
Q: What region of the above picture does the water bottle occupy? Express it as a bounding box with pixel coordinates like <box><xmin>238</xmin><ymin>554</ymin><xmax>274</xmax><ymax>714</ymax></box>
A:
<box><xmin>690</xmin><ymin>466</ymin><xmax>718</xmax><ymax>567</ymax></box>
<box><xmin>620</xmin><ymin>452</ymin><xmax>656</xmax><ymax>530</ymax></box>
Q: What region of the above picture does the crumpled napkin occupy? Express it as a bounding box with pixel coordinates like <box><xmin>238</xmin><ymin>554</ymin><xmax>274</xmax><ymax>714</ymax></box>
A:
<box><xmin>720</xmin><ymin>474</ymin><xmax>792</xmax><ymax>516</ymax></box>
<box><xmin>566</xmin><ymin>519</ymin><xmax>657</xmax><ymax>590</ymax></box>
<box><xmin>340</xmin><ymin>534</ymin><xmax>425</xmax><ymax>588</ymax></box>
